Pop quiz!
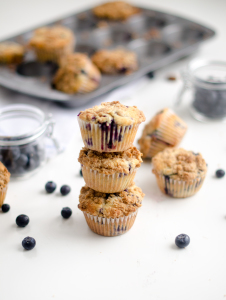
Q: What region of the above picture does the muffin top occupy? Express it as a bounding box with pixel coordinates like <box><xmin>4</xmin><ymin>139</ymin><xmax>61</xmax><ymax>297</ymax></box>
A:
<box><xmin>0</xmin><ymin>162</ymin><xmax>10</xmax><ymax>191</ymax></box>
<box><xmin>78</xmin><ymin>183</ymin><xmax>144</xmax><ymax>218</ymax></box>
<box><xmin>78</xmin><ymin>146</ymin><xmax>142</xmax><ymax>175</ymax></box>
<box><xmin>152</xmin><ymin>148</ymin><xmax>207</xmax><ymax>181</ymax></box>
<box><xmin>29</xmin><ymin>26</ymin><xmax>74</xmax><ymax>49</ymax></box>
<box><xmin>0</xmin><ymin>42</ymin><xmax>24</xmax><ymax>57</ymax></box>
<box><xmin>92</xmin><ymin>48</ymin><xmax>138</xmax><ymax>75</ymax></box>
<box><xmin>78</xmin><ymin>101</ymin><xmax>145</xmax><ymax>125</ymax></box>
<box><xmin>93</xmin><ymin>1</ymin><xmax>140</xmax><ymax>20</ymax></box>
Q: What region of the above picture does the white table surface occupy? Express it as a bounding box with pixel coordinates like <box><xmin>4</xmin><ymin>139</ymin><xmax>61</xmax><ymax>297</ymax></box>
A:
<box><xmin>1</xmin><ymin>0</ymin><xmax>226</xmax><ymax>299</ymax></box>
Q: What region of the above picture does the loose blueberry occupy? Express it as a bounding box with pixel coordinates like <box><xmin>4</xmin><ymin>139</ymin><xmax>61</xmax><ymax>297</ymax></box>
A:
<box><xmin>175</xmin><ymin>234</ymin><xmax>190</xmax><ymax>248</ymax></box>
<box><xmin>1</xmin><ymin>204</ymin><xmax>10</xmax><ymax>213</ymax></box>
<box><xmin>16</xmin><ymin>214</ymin><xmax>29</xmax><ymax>227</ymax></box>
<box><xmin>80</xmin><ymin>169</ymin><xmax>83</xmax><ymax>177</ymax></box>
<box><xmin>60</xmin><ymin>185</ymin><xmax>71</xmax><ymax>196</ymax></box>
<box><xmin>45</xmin><ymin>181</ymin><xmax>57</xmax><ymax>193</ymax></box>
<box><xmin>22</xmin><ymin>237</ymin><xmax>36</xmax><ymax>250</ymax></box>
<box><xmin>216</xmin><ymin>169</ymin><xmax>225</xmax><ymax>178</ymax></box>
<box><xmin>147</xmin><ymin>71</ymin><xmax>155</xmax><ymax>79</ymax></box>
<box><xmin>61</xmin><ymin>207</ymin><xmax>72</xmax><ymax>219</ymax></box>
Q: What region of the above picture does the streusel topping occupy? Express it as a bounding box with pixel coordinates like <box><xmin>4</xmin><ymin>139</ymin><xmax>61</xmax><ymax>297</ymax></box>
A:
<box><xmin>93</xmin><ymin>1</ymin><xmax>140</xmax><ymax>20</ymax></box>
<box><xmin>78</xmin><ymin>183</ymin><xmax>144</xmax><ymax>218</ymax></box>
<box><xmin>79</xmin><ymin>146</ymin><xmax>142</xmax><ymax>174</ymax></box>
<box><xmin>152</xmin><ymin>148</ymin><xmax>207</xmax><ymax>181</ymax></box>
<box><xmin>0</xmin><ymin>162</ymin><xmax>10</xmax><ymax>190</ymax></box>
<box><xmin>78</xmin><ymin>101</ymin><xmax>145</xmax><ymax>125</ymax></box>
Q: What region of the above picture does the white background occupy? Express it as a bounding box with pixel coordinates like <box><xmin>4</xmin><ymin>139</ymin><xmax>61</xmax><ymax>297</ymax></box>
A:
<box><xmin>0</xmin><ymin>0</ymin><xmax>226</xmax><ymax>299</ymax></box>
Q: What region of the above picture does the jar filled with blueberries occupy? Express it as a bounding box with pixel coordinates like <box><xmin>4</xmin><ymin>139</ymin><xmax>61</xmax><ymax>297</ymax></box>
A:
<box><xmin>0</xmin><ymin>104</ymin><xmax>58</xmax><ymax>178</ymax></box>
<box><xmin>177</xmin><ymin>59</ymin><xmax>226</xmax><ymax>121</ymax></box>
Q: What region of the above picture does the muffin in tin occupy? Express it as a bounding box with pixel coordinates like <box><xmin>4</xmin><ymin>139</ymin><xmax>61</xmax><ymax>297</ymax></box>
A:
<box><xmin>77</xmin><ymin>101</ymin><xmax>145</xmax><ymax>152</ymax></box>
<box><xmin>152</xmin><ymin>148</ymin><xmax>207</xmax><ymax>198</ymax></box>
<box><xmin>93</xmin><ymin>1</ymin><xmax>140</xmax><ymax>20</ymax></box>
<box><xmin>78</xmin><ymin>183</ymin><xmax>144</xmax><ymax>236</ymax></box>
<box><xmin>0</xmin><ymin>162</ymin><xmax>10</xmax><ymax>207</ymax></box>
<box><xmin>92</xmin><ymin>48</ymin><xmax>138</xmax><ymax>75</ymax></box>
<box><xmin>0</xmin><ymin>42</ymin><xmax>24</xmax><ymax>64</ymax></box>
<box><xmin>138</xmin><ymin>108</ymin><xmax>187</xmax><ymax>159</ymax></box>
<box><xmin>78</xmin><ymin>146</ymin><xmax>142</xmax><ymax>192</ymax></box>
<box><xmin>52</xmin><ymin>53</ymin><xmax>101</xmax><ymax>94</ymax></box>
<box><xmin>28</xmin><ymin>26</ymin><xmax>75</xmax><ymax>64</ymax></box>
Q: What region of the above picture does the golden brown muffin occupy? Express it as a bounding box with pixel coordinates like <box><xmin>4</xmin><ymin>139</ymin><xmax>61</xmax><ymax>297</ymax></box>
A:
<box><xmin>53</xmin><ymin>53</ymin><xmax>101</xmax><ymax>94</ymax></box>
<box><xmin>0</xmin><ymin>162</ymin><xmax>10</xmax><ymax>207</ymax></box>
<box><xmin>92</xmin><ymin>48</ymin><xmax>138</xmax><ymax>75</ymax></box>
<box><xmin>152</xmin><ymin>148</ymin><xmax>207</xmax><ymax>198</ymax></box>
<box><xmin>28</xmin><ymin>26</ymin><xmax>75</xmax><ymax>64</ymax></box>
<box><xmin>93</xmin><ymin>1</ymin><xmax>140</xmax><ymax>20</ymax></box>
<box><xmin>0</xmin><ymin>42</ymin><xmax>24</xmax><ymax>64</ymax></box>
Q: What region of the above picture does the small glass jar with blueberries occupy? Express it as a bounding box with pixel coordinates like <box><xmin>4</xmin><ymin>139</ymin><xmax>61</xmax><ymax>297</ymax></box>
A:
<box><xmin>0</xmin><ymin>104</ymin><xmax>59</xmax><ymax>178</ymax></box>
<box><xmin>177</xmin><ymin>59</ymin><xmax>226</xmax><ymax>122</ymax></box>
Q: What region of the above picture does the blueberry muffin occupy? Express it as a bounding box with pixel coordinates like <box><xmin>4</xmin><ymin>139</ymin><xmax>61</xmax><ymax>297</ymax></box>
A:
<box><xmin>28</xmin><ymin>26</ymin><xmax>75</xmax><ymax>64</ymax></box>
<box><xmin>78</xmin><ymin>183</ymin><xmax>144</xmax><ymax>236</ymax></box>
<box><xmin>0</xmin><ymin>42</ymin><xmax>24</xmax><ymax>64</ymax></box>
<box><xmin>0</xmin><ymin>162</ymin><xmax>10</xmax><ymax>207</ymax></box>
<box><xmin>52</xmin><ymin>53</ymin><xmax>101</xmax><ymax>94</ymax></box>
<box><xmin>93</xmin><ymin>1</ymin><xmax>140</xmax><ymax>20</ymax></box>
<box><xmin>78</xmin><ymin>146</ymin><xmax>142</xmax><ymax>192</ymax></box>
<box><xmin>91</xmin><ymin>48</ymin><xmax>138</xmax><ymax>75</ymax></box>
<box><xmin>138</xmin><ymin>108</ymin><xmax>187</xmax><ymax>159</ymax></box>
<box><xmin>77</xmin><ymin>101</ymin><xmax>145</xmax><ymax>152</ymax></box>
<box><xmin>152</xmin><ymin>148</ymin><xmax>207</xmax><ymax>198</ymax></box>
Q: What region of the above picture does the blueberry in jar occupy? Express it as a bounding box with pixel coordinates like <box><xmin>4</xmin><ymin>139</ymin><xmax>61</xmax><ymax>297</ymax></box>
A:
<box><xmin>175</xmin><ymin>234</ymin><xmax>190</xmax><ymax>248</ymax></box>
<box><xmin>45</xmin><ymin>181</ymin><xmax>57</xmax><ymax>193</ymax></box>
<box><xmin>60</xmin><ymin>185</ymin><xmax>71</xmax><ymax>196</ymax></box>
<box><xmin>22</xmin><ymin>237</ymin><xmax>36</xmax><ymax>250</ymax></box>
<box><xmin>1</xmin><ymin>204</ymin><xmax>10</xmax><ymax>213</ymax></box>
<box><xmin>16</xmin><ymin>214</ymin><xmax>29</xmax><ymax>227</ymax></box>
<box><xmin>61</xmin><ymin>207</ymin><xmax>72</xmax><ymax>219</ymax></box>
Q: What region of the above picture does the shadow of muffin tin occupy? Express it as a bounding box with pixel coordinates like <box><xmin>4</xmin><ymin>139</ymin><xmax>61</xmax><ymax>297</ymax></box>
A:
<box><xmin>0</xmin><ymin>7</ymin><xmax>215</xmax><ymax>107</ymax></box>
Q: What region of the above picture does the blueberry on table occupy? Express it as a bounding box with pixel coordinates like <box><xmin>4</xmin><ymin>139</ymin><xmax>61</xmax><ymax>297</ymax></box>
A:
<box><xmin>60</xmin><ymin>185</ymin><xmax>71</xmax><ymax>196</ymax></box>
<box><xmin>146</xmin><ymin>71</ymin><xmax>155</xmax><ymax>79</ymax></box>
<box><xmin>1</xmin><ymin>204</ymin><xmax>10</xmax><ymax>213</ymax></box>
<box><xmin>61</xmin><ymin>207</ymin><xmax>72</xmax><ymax>219</ymax></box>
<box><xmin>16</xmin><ymin>214</ymin><xmax>29</xmax><ymax>227</ymax></box>
<box><xmin>80</xmin><ymin>169</ymin><xmax>83</xmax><ymax>177</ymax></box>
<box><xmin>22</xmin><ymin>237</ymin><xmax>36</xmax><ymax>250</ymax></box>
<box><xmin>45</xmin><ymin>181</ymin><xmax>57</xmax><ymax>193</ymax></box>
<box><xmin>216</xmin><ymin>169</ymin><xmax>225</xmax><ymax>178</ymax></box>
<box><xmin>175</xmin><ymin>234</ymin><xmax>190</xmax><ymax>248</ymax></box>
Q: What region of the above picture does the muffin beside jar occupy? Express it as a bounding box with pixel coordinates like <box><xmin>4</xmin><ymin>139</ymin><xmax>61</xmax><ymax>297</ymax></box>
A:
<box><xmin>0</xmin><ymin>162</ymin><xmax>10</xmax><ymax>207</ymax></box>
<box><xmin>0</xmin><ymin>42</ymin><xmax>24</xmax><ymax>64</ymax></box>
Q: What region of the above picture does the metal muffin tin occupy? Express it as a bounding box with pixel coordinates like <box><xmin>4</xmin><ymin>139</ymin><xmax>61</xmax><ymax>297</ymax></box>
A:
<box><xmin>0</xmin><ymin>6</ymin><xmax>215</xmax><ymax>107</ymax></box>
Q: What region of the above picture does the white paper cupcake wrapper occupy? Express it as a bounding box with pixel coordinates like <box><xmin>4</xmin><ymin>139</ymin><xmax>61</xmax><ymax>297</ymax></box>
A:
<box><xmin>0</xmin><ymin>186</ymin><xmax>8</xmax><ymax>207</ymax></box>
<box><xmin>78</xmin><ymin>118</ymin><xmax>139</xmax><ymax>152</ymax></box>
<box><xmin>81</xmin><ymin>166</ymin><xmax>137</xmax><ymax>193</ymax></box>
<box><xmin>83</xmin><ymin>210</ymin><xmax>138</xmax><ymax>236</ymax></box>
<box><xmin>154</xmin><ymin>174</ymin><xmax>206</xmax><ymax>198</ymax></box>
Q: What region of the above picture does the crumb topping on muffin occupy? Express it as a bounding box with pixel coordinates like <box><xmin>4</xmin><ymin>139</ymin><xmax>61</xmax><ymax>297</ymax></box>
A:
<box><xmin>53</xmin><ymin>53</ymin><xmax>101</xmax><ymax>94</ymax></box>
<box><xmin>29</xmin><ymin>26</ymin><xmax>74</xmax><ymax>50</ymax></box>
<box><xmin>0</xmin><ymin>162</ymin><xmax>10</xmax><ymax>190</ymax></box>
<box><xmin>93</xmin><ymin>1</ymin><xmax>140</xmax><ymax>20</ymax></box>
<box><xmin>78</xmin><ymin>183</ymin><xmax>144</xmax><ymax>218</ymax></box>
<box><xmin>92</xmin><ymin>48</ymin><xmax>138</xmax><ymax>75</ymax></box>
<box><xmin>0</xmin><ymin>42</ymin><xmax>24</xmax><ymax>64</ymax></box>
<box><xmin>78</xmin><ymin>101</ymin><xmax>145</xmax><ymax>125</ymax></box>
<box><xmin>79</xmin><ymin>146</ymin><xmax>142</xmax><ymax>174</ymax></box>
<box><xmin>152</xmin><ymin>148</ymin><xmax>207</xmax><ymax>181</ymax></box>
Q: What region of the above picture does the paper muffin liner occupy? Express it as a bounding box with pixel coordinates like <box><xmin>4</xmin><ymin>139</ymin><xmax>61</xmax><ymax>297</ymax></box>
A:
<box><xmin>145</xmin><ymin>139</ymin><xmax>174</xmax><ymax>159</ymax></box>
<box><xmin>81</xmin><ymin>165</ymin><xmax>137</xmax><ymax>193</ymax></box>
<box><xmin>0</xmin><ymin>186</ymin><xmax>8</xmax><ymax>207</ymax></box>
<box><xmin>83</xmin><ymin>210</ymin><xmax>138</xmax><ymax>236</ymax></box>
<box><xmin>78</xmin><ymin>118</ymin><xmax>139</xmax><ymax>152</ymax></box>
<box><xmin>154</xmin><ymin>174</ymin><xmax>206</xmax><ymax>198</ymax></box>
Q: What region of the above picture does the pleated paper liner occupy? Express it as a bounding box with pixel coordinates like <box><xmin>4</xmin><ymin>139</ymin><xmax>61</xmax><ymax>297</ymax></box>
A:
<box><xmin>154</xmin><ymin>174</ymin><xmax>206</xmax><ymax>198</ymax></box>
<box><xmin>78</xmin><ymin>118</ymin><xmax>139</xmax><ymax>152</ymax></box>
<box><xmin>144</xmin><ymin>139</ymin><xmax>174</xmax><ymax>159</ymax></box>
<box><xmin>81</xmin><ymin>166</ymin><xmax>137</xmax><ymax>193</ymax></box>
<box><xmin>0</xmin><ymin>186</ymin><xmax>8</xmax><ymax>207</ymax></box>
<box><xmin>83</xmin><ymin>210</ymin><xmax>138</xmax><ymax>237</ymax></box>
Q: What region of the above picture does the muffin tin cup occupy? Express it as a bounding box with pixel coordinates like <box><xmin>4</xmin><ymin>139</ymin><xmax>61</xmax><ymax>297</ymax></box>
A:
<box><xmin>154</xmin><ymin>174</ymin><xmax>206</xmax><ymax>198</ymax></box>
<box><xmin>78</xmin><ymin>118</ymin><xmax>139</xmax><ymax>152</ymax></box>
<box><xmin>0</xmin><ymin>186</ymin><xmax>8</xmax><ymax>207</ymax></box>
<box><xmin>83</xmin><ymin>210</ymin><xmax>138</xmax><ymax>237</ymax></box>
<box><xmin>81</xmin><ymin>166</ymin><xmax>137</xmax><ymax>193</ymax></box>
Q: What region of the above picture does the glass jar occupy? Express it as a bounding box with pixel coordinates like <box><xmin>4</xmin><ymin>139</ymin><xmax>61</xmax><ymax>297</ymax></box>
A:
<box><xmin>0</xmin><ymin>104</ymin><xmax>59</xmax><ymax>178</ymax></box>
<box><xmin>177</xmin><ymin>59</ymin><xmax>226</xmax><ymax>121</ymax></box>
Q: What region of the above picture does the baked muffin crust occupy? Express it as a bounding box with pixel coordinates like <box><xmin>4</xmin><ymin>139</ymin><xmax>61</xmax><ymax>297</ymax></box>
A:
<box><xmin>0</xmin><ymin>42</ymin><xmax>24</xmax><ymax>64</ymax></box>
<box><xmin>78</xmin><ymin>146</ymin><xmax>142</xmax><ymax>175</ymax></box>
<box><xmin>78</xmin><ymin>183</ymin><xmax>144</xmax><ymax>218</ymax></box>
<box><xmin>78</xmin><ymin>101</ymin><xmax>145</xmax><ymax>125</ymax></box>
<box><xmin>152</xmin><ymin>148</ymin><xmax>207</xmax><ymax>181</ymax></box>
<box><xmin>0</xmin><ymin>162</ymin><xmax>10</xmax><ymax>191</ymax></box>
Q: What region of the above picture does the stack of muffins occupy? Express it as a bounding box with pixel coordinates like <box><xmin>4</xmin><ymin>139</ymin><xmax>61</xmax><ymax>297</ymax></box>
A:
<box><xmin>77</xmin><ymin>101</ymin><xmax>145</xmax><ymax>237</ymax></box>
